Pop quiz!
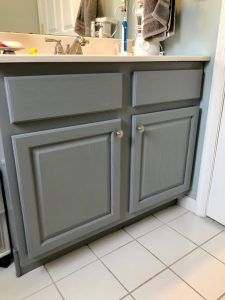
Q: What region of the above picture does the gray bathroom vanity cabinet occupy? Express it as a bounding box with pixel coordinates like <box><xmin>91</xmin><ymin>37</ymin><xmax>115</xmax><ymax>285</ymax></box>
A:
<box><xmin>0</xmin><ymin>59</ymin><xmax>204</xmax><ymax>275</ymax></box>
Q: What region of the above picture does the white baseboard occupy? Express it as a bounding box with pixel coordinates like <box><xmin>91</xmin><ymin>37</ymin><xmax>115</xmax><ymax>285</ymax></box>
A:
<box><xmin>178</xmin><ymin>196</ymin><xmax>197</xmax><ymax>214</ymax></box>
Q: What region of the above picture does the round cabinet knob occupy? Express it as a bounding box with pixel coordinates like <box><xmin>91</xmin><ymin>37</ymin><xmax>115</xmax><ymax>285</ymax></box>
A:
<box><xmin>137</xmin><ymin>125</ymin><xmax>145</xmax><ymax>133</ymax></box>
<box><xmin>116</xmin><ymin>130</ymin><xmax>124</xmax><ymax>139</ymax></box>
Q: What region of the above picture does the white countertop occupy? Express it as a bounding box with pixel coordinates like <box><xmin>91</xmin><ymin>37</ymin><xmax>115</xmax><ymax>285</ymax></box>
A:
<box><xmin>0</xmin><ymin>54</ymin><xmax>210</xmax><ymax>63</ymax></box>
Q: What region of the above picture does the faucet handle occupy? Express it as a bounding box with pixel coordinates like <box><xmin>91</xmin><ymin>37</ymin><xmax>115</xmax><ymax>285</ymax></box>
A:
<box><xmin>45</xmin><ymin>38</ymin><xmax>60</xmax><ymax>43</ymax></box>
<box><xmin>77</xmin><ymin>36</ymin><xmax>90</xmax><ymax>46</ymax></box>
<box><xmin>45</xmin><ymin>38</ymin><xmax>64</xmax><ymax>55</ymax></box>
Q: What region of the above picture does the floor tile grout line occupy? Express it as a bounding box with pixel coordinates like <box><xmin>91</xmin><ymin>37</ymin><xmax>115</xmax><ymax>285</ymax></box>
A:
<box><xmin>89</xmin><ymin>239</ymin><xmax>135</xmax><ymax>260</ymax></box>
<box><xmin>20</xmin><ymin>283</ymin><xmax>54</xmax><ymax>300</ymax></box>
<box><xmin>199</xmin><ymin>229</ymin><xmax>225</xmax><ymax>247</ymax></box>
<box><xmin>99</xmin><ymin>259</ymin><xmax>130</xmax><ymax>295</ymax></box>
<box><xmin>130</xmin><ymin>221</ymin><xmax>225</xmax><ymax>300</ymax></box>
<box><xmin>87</xmin><ymin>245</ymin><xmax>130</xmax><ymax>295</ymax></box>
<box><xmin>44</xmin><ymin>265</ymin><xmax>65</xmax><ymax>300</ymax></box>
<box><xmin>129</xmin><ymin>226</ymin><xmax>200</xmax><ymax>271</ymax></box>
<box><xmin>165</xmin><ymin>222</ymin><xmax>209</xmax><ymax>247</ymax></box>
<box><xmin>125</xmin><ymin>230</ymin><xmax>168</xmax><ymax>268</ymax></box>
<box><xmin>129</xmin><ymin>208</ymin><xmax>225</xmax><ymax>300</ymax></box>
<box><xmin>153</xmin><ymin>209</ymin><xmax>189</xmax><ymax>225</ymax></box>
<box><xmin>126</xmin><ymin>228</ymin><xmax>208</xmax><ymax>298</ymax></box>
<box><xmin>86</xmin><ymin>209</ymin><xmax>191</xmax><ymax>263</ymax></box>
<box><xmin>119</xmin><ymin>294</ymin><xmax>129</xmax><ymax>300</ymax></box>
<box><xmin>124</xmin><ymin>221</ymin><xmax>165</xmax><ymax>240</ymax></box>
<box><xmin>167</xmin><ymin>220</ymin><xmax>225</xmax><ymax>249</ymax></box>
<box><xmin>50</xmin><ymin>258</ymin><xmax>99</xmax><ymax>284</ymax></box>
<box><xmin>17</xmin><ymin>207</ymin><xmax>225</xmax><ymax>300</ymax></box>
<box><xmin>165</xmin><ymin>210</ymin><xmax>225</xmax><ymax>240</ymax></box>
<box><xmin>119</xmin><ymin>293</ymin><xmax>136</xmax><ymax>300</ymax></box>
<box><xmin>40</xmin><ymin>218</ymin><xmax>200</xmax><ymax>291</ymax></box>
<box><xmin>168</xmin><ymin>267</ymin><xmax>207</xmax><ymax>300</ymax></box>
<box><xmin>44</xmin><ymin>235</ymin><xmax>225</xmax><ymax>300</ymax></box>
<box><xmin>199</xmin><ymin>246</ymin><xmax>225</xmax><ymax>268</ymax></box>
<box><xmin>129</xmin><ymin>267</ymin><xmax>169</xmax><ymax>295</ymax></box>
<box><xmin>167</xmin><ymin>246</ymin><xmax>200</xmax><ymax>268</ymax></box>
<box><xmin>134</xmin><ymin>222</ymin><xmax>197</xmax><ymax>249</ymax></box>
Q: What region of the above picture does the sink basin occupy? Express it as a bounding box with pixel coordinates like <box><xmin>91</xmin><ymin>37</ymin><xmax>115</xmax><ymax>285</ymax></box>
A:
<box><xmin>0</xmin><ymin>32</ymin><xmax>133</xmax><ymax>56</ymax></box>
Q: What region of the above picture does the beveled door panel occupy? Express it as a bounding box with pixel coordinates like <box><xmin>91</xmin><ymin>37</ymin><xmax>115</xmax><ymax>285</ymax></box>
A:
<box><xmin>12</xmin><ymin>120</ymin><xmax>122</xmax><ymax>258</ymax></box>
<box><xmin>130</xmin><ymin>107</ymin><xmax>199</xmax><ymax>213</ymax></box>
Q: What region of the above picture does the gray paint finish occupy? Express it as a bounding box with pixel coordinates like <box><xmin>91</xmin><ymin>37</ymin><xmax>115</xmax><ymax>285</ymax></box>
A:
<box><xmin>0</xmin><ymin>183</ymin><xmax>4</xmax><ymax>214</ymax></box>
<box><xmin>0</xmin><ymin>183</ymin><xmax>10</xmax><ymax>258</ymax></box>
<box><xmin>12</xmin><ymin>119</ymin><xmax>121</xmax><ymax>258</ymax></box>
<box><xmin>5</xmin><ymin>73</ymin><xmax>123</xmax><ymax>123</ymax></box>
<box><xmin>0</xmin><ymin>61</ymin><xmax>205</xmax><ymax>275</ymax></box>
<box><xmin>133</xmin><ymin>69</ymin><xmax>203</xmax><ymax>107</ymax></box>
<box><xmin>130</xmin><ymin>107</ymin><xmax>199</xmax><ymax>213</ymax></box>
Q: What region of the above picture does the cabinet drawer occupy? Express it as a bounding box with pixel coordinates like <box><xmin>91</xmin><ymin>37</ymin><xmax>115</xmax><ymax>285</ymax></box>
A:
<box><xmin>133</xmin><ymin>70</ymin><xmax>203</xmax><ymax>107</ymax></box>
<box><xmin>5</xmin><ymin>73</ymin><xmax>123</xmax><ymax>124</ymax></box>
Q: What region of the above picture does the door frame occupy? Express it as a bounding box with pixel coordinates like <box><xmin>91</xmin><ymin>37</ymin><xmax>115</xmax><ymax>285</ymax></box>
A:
<box><xmin>196</xmin><ymin>0</ymin><xmax>225</xmax><ymax>216</ymax></box>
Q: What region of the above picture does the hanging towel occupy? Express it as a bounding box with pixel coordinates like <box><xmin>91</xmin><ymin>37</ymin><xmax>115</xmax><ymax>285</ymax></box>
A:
<box><xmin>143</xmin><ymin>0</ymin><xmax>176</xmax><ymax>42</ymax></box>
<box><xmin>75</xmin><ymin>0</ymin><xmax>104</xmax><ymax>37</ymax></box>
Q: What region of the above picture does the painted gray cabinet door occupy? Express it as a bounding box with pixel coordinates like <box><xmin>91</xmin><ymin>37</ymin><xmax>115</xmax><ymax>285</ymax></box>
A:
<box><xmin>130</xmin><ymin>107</ymin><xmax>199</xmax><ymax>213</ymax></box>
<box><xmin>12</xmin><ymin>120</ymin><xmax>122</xmax><ymax>258</ymax></box>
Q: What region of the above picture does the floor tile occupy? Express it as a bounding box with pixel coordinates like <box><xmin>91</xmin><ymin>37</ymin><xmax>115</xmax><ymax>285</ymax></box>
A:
<box><xmin>24</xmin><ymin>285</ymin><xmax>62</xmax><ymax>300</ymax></box>
<box><xmin>138</xmin><ymin>225</ymin><xmax>196</xmax><ymax>265</ymax></box>
<box><xmin>202</xmin><ymin>231</ymin><xmax>225</xmax><ymax>263</ymax></box>
<box><xmin>153</xmin><ymin>205</ymin><xmax>187</xmax><ymax>223</ymax></box>
<box><xmin>0</xmin><ymin>264</ymin><xmax>52</xmax><ymax>300</ymax></box>
<box><xmin>171</xmin><ymin>248</ymin><xmax>225</xmax><ymax>300</ymax></box>
<box><xmin>45</xmin><ymin>246</ymin><xmax>96</xmax><ymax>281</ymax></box>
<box><xmin>101</xmin><ymin>241</ymin><xmax>165</xmax><ymax>291</ymax></box>
<box><xmin>56</xmin><ymin>261</ymin><xmax>127</xmax><ymax>300</ymax></box>
<box><xmin>168</xmin><ymin>212</ymin><xmax>224</xmax><ymax>245</ymax></box>
<box><xmin>124</xmin><ymin>216</ymin><xmax>162</xmax><ymax>239</ymax></box>
<box><xmin>89</xmin><ymin>229</ymin><xmax>133</xmax><ymax>257</ymax></box>
<box><xmin>132</xmin><ymin>269</ymin><xmax>203</xmax><ymax>300</ymax></box>
<box><xmin>122</xmin><ymin>296</ymin><xmax>134</xmax><ymax>300</ymax></box>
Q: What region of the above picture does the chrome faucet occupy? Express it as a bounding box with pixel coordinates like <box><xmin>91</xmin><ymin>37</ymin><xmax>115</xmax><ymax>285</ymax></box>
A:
<box><xmin>66</xmin><ymin>36</ymin><xmax>89</xmax><ymax>55</ymax></box>
<box><xmin>45</xmin><ymin>38</ymin><xmax>64</xmax><ymax>55</ymax></box>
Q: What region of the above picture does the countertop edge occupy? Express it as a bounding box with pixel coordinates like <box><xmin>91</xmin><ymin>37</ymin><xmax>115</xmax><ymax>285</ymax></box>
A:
<box><xmin>0</xmin><ymin>55</ymin><xmax>210</xmax><ymax>63</ymax></box>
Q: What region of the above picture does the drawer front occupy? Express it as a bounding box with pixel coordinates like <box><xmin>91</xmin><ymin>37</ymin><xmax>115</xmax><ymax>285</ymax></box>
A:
<box><xmin>133</xmin><ymin>69</ymin><xmax>203</xmax><ymax>107</ymax></box>
<box><xmin>5</xmin><ymin>73</ymin><xmax>123</xmax><ymax>123</ymax></box>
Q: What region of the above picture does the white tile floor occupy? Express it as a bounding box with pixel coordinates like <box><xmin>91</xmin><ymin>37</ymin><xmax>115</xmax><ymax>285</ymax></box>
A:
<box><xmin>1</xmin><ymin>205</ymin><xmax>225</xmax><ymax>300</ymax></box>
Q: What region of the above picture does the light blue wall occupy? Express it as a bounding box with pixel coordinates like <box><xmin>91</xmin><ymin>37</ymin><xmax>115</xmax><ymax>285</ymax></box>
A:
<box><xmin>128</xmin><ymin>0</ymin><xmax>136</xmax><ymax>39</ymax></box>
<box><xmin>163</xmin><ymin>0</ymin><xmax>222</xmax><ymax>199</ymax></box>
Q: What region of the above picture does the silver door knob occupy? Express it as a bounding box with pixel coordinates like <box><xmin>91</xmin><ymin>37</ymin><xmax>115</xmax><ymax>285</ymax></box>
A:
<box><xmin>116</xmin><ymin>130</ymin><xmax>124</xmax><ymax>139</ymax></box>
<box><xmin>137</xmin><ymin>125</ymin><xmax>145</xmax><ymax>133</ymax></box>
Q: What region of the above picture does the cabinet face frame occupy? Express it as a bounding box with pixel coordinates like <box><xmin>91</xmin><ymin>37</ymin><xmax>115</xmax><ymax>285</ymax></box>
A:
<box><xmin>130</xmin><ymin>107</ymin><xmax>199</xmax><ymax>213</ymax></box>
<box><xmin>12</xmin><ymin>119</ymin><xmax>122</xmax><ymax>258</ymax></box>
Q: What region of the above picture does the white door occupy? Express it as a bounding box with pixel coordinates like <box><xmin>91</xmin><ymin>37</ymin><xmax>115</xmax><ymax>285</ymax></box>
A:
<box><xmin>207</xmin><ymin>95</ymin><xmax>225</xmax><ymax>225</ymax></box>
<box><xmin>37</xmin><ymin>0</ymin><xmax>80</xmax><ymax>36</ymax></box>
<box><xmin>37</xmin><ymin>0</ymin><xmax>59</xmax><ymax>34</ymax></box>
<box><xmin>58</xmin><ymin>0</ymin><xmax>80</xmax><ymax>36</ymax></box>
